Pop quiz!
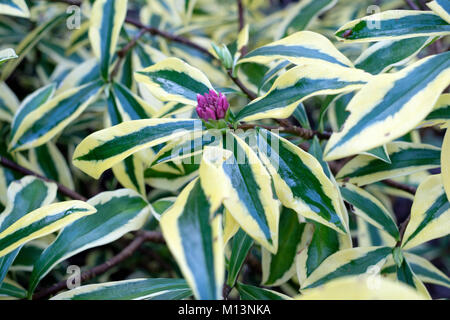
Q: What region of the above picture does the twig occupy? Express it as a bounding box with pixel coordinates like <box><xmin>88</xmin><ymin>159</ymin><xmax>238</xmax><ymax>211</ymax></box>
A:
<box><xmin>405</xmin><ymin>0</ymin><xmax>420</xmax><ymax>10</ymax></box>
<box><xmin>125</xmin><ymin>17</ymin><xmax>214</xmax><ymax>59</ymax></box>
<box><xmin>396</xmin><ymin>215</ymin><xmax>411</xmax><ymax>247</ymax></box>
<box><xmin>32</xmin><ymin>230</ymin><xmax>165</xmax><ymax>300</ymax></box>
<box><xmin>236</xmin><ymin>0</ymin><xmax>248</xmax><ymax>56</ymax></box>
<box><xmin>0</xmin><ymin>156</ymin><xmax>86</xmax><ymax>201</ymax></box>
<box><xmin>381</xmin><ymin>179</ymin><xmax>417</xmax><ymax>195</ymax></box>
<box><xmin>124</xmin><ymin>17</ymin><xmax>258</xmax><ymax>101</ymax></box>
<box><xmin>110</xmin><ymin>28</ymin><xmax>147</xmax><ymax>80</ymax></box>
<box><xmin>236</xmin><ymin>123</ymin><xmax>331</xmax><ymax>140</ymax></box>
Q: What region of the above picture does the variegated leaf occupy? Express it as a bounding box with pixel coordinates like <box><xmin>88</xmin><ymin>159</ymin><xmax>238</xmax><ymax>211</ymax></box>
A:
<box><xmin>276</xmin><ymin>0</ymin><xmax>337</xmax><ymax>39</ymax></box>
<box><xmin>302</xmin><ymin>246</ymin><xmax>392</xmax><ymax>289</ymax></box>
<box><xmin>262</xmin><ymin>208</ymin><xmax>308</xmax><ymax>287</ymax></box>
<box><xmin>0</xmin><ymin>200</ymin><xmax>96</xmax><ymax>258</ymax></box>
<box><xmin>1</xmin><ymin>12</ymin><xmax>69</xmax><ymax>81</ymax></box>
<box><xmin>355</xmin><ymin>37</ymin><xmax>431</xmax><ymax>75</ymax></box>
<box><xmin>89</xmin><ymin>0</ymin><xmax>128</xmax><ymax>79</ymax></box>
<box><xmin>0</xmin><ymin>82</ymin><xmax>19</xmax><ymax>123</ymax></box>
<box><xmin>336</xmin><ymin>142</ymin><xmax>441</xmax><ymax>186</ymax></box>
<box><xmin>226</xmin><ymin>228</ymin><xmax>253</xmax><ymax>288</ymax></box>
<box><xmin>28</xmin><ymin>189</ymin><xmax>151</xmax><ymax>295</ymax></box>
<box><xmin>160</xmin><ymin>178</ymin><xmax>224</xmax><ymax>300</ymax></box>
<box><xmin>427</xmin><ymin>0</ymin><xmax>450</xmax><ymax>24</ymax></box>
<box><xmin>0</xmin><ymin>48</ymin><xmax>17</xmax><ymax>66</ymax></box>
<box><xmin>135</xmin><ymin>57</ymin><xmax>213</xmax><ymax>106</ymax></box>
<box><xmin>9</xmin><ymin>80</ymin><xmax>104</xmax><ymax>152</ymax></box>
<box><xmin>199</xmin><ymin>142</ymin><xmax>280</xmax><ymax>253</ymax></box>
<box><xmin>296</xmin><ymin>221</ymin><xmax>351</xmax><ymax>285</ymax></box>
<box><xmin>73</xmin><ymin>119</ymin><xmax>204</xmax><ymax>179</ymax></box>
<box><xmin>255</xmin><ymin>128</ymin><xmax>348</xmax><ymax>234</ymax></box>
<box><xmin>238</xmin><ymin>31</ymin><xmax>353</xmax><ymax>68</ymax></box>
<box><xmin>51</xmin><ymin>278</ymin><xmax>191</xmax><ymax>300</ymax></box>
<box><xmin>324</xmin><ymin>51</ymin><xmax>450</xmax><ymax>161</ymax></box>
<box><xmin>237</xmin><ymin>282</ymin><xmax>291</xmax><ymax>300</ymax></box>
<box><xmin>340</xmin><ymin>183</ymin><xmax>399</xmax><ymax>241</ymax></box>
<box><xmin>236</xmin><ymin>62</ymin><xmax>371</xmax><ymax>122</ymax></box>
<box><xmin>335</xmin><ymin>10</ymin><xmax>450</xmax><ymax>42</ymax></box>
<box><xmin>402</xmin><ymin>174</ymin><xmax>450</xmax><ymax>250</ymax></box>
<box><xmin>0</xmin><ymin>176</ymin><xmax>57</xmax><ymax>284</ymax></box>
<box><xmin>0</xmin><ymin>0</ymin><xmax>29</xmax><ymax>18</ymax></box>
<box><xmin>404</xmin><ymin>252</ymin><xmax>450</xmax><ymax>288</ymax></box>
<box><xmin>297</xmin><ymin>276</ymin><xmax>425</xmax><ymax>300</ymax></box>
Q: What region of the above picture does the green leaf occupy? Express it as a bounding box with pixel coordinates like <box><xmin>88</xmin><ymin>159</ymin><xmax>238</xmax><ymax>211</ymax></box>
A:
<box><xmin>427</xmin><ymin>0</ymin><xmax>450</xmax><ymax>24</ymax></box>
<box><xmin>292</xmin><ymin>102</ymin><xmax>311</xmax><ymax>130</ymax></box>
<box><xmin>355</xmin><ymin>37</ymin><xmax>431</xmax><ymax>75</ymax></box>
<box><xmin>396</xmin><ymin>258</ymin><xmax>430</xmax><ymax>299</ymax></box>
<box><xmin>262</xmin><ymin>208</ymin><xmax>308</xmax><ymax>286</ymax></box>
<box><xmin>335</xmin><ymin>10</ymin><xmax>450</xmax><ymax>42</ymax></box>
<box><xmin>302</xmin><ymin>246</ymin><xmax>392</xmax><ymax>289</ymax></box>
<box><xmin>29</xmin><ymin>142</ymin><xmax>75</xmax><ymax>192</ymax></box>
<box><xmin>336</xmin><ymin>142</ymin><xmax>440</xmax><ymax>186</ymax></box>
<box><xmin>0</xmin><ymin>280</ymin><xmax>27</xmax><ymax>299</ymax></box>
<box><xmin>73</xmin><ymin>119</ymin><xmax>204</xmax><ymax>179</ymax></box>
<box><xmin>0</xmin><ymin>48</ymin><xmax>17</xmax><ymax>66</ymax></box>
<box><xmin>402</xmin><ymin>174</ymin><xmax>450</xmax><ymax>250</ymax></box>
<box><xmin>9</xmin><ymin>80</ymin><xmax>104</xmax><ymax>152</ymax></box>
<box><xmin>235</xmin><ymin>62</ymin><xmax>371</xmax><ymax>122</ymax></box>
<box><xmin>0</xmin><ymin>0</ymin><xmax>29</xmax><ymax>18</ymax></box>
<box><xmin>0</xmin><ymin>176</ymin><xmax>57</xmax><ymax>284</ymax></box>
<box><xmin>239</xmin><ymin>31</ymin><xmax>353</xmax><ymax>68</ymax></box>
<box><xmin>200</xmin><ymin>139</ymin><xmax>280</xmax><ymax>253</ymax></box>
<box><xmin>89</xmin><ymin>0</ymin><xmax>128</xmax><ymax>79</ymax></box>
<box><xmin>296</xmin><ymin>221</ymin><xmax>351</xmax><ymax>285</ymax></box>
<box><xmin>226</xmin><ymin>229</ymin><xmax>253</xmax><ymax>288</ymax></box>
<box><xmin>340</xmin><ymin>183</ymin><xmax>399</xmax><ymax>241</ymax></box>
<box><xmin>0</xmin><ymin>82</ymin><xmax>19</xmax><ymax>123</ymax></box>
<box><xmin>135</xmin><ymin>57</ymin><xmax>213</xmax><ymax>106</ymax></box>
<box><xmin>236</xmin><ymin>282</ymin><xmax>291</xmax><ymax>300</ymax></box>
<box><xmin>1</xmin><ymin>12</ymin><xmax>69</xmax><ymax>81</ymax></box>
<box><xmin>160</xmin><ymin>178</ymin><xmax>224</xmax><ymax>300</ymax></box>
<box><xmin>324</xmin><ymin>51</ymin><xmax>450</xmax><ymax>161</ymax></box>
<box><xmin>276</xmin><ymin>0</ymin><xmax>337</xmax><ymax>38</ymax></box>
<box><xmin>255</xmin><ymin>128</ymin><xmax>348</xmax><ymax>234</ymax></box>
<box><xmin>297</xmin><ymin>275</ymin><xmax>426</xmax><ymax>300</ymax></box>
<box><xmin>363</xmin><ymin>145</ymin><xmax>391</xmax><ymax>163</ymax></box>
<box><xmin>0</xmin><ymin>200</ymin><xmax>96</xmax><ymax>258</ymax></box>
<box><xmin>421</xmin><ymin>94</ymin><xmax>450</xmax><ymax>127</ymax></box>
<box><xmin>51</xmin><ymin>278</ymin><xmax>192</xmax><ymax>300</ymax></box>
<box><xmin>404</xmin><ymin>252</ymin><xmax>450</xmax><ymax>288</ymax></box>
<box><xmin>28</xmin><ymin>189</ymin><xmax>151</xmax><ymax>295</ymax></box>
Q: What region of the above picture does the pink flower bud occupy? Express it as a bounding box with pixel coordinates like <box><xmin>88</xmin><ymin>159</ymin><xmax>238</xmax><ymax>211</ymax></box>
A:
<box><xmin>195</xmin><ymin>90</ymin><xmax>229</xmax><ymax>121</ymax></box>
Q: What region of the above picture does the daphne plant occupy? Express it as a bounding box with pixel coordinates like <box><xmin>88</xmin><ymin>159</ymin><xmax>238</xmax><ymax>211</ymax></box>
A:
<box><xmin>0</xmin><ymin>0</ymin><xmax>449</xmax><ymax>302</ymax></box>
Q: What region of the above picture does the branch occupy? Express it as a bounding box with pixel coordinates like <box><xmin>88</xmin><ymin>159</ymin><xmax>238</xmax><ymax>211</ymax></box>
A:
<box><xmin>32</xmin><ymin>230</ymin><xmax>165</xmax><ymax>300</ymax></box>
<box><xmin>0</xmin><ymin>156</ymin><xmax>87</xmax><ymax>201</ymax></box>
<box><xmin>237</xmin><ymin>123</ymin><xmax>331</xmax><ymax>140</ymax></box>
<box><xmin>405</xmin><ymin>0</ymin><xmax>420</xmax><ymax>10</ymax></box>
<box><xmin>381</xmin><ymin>179</ymin><xmax>417</xmax><ymax>195</ymax></box>
<box><xmin>236</xmin><ymin>0</ymin><xmax>248</xmax><ymax>56</ymax></box>
<box><xmin>124</xmin><ymin>17</ymin><xmax>258</xmax><ymax>101</ymax></box>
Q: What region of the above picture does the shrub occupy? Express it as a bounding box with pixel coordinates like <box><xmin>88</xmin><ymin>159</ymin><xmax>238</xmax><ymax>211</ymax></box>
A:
<box><xmin>0</xmin><ymin>0</ymin><xmax>449</xmax><ymax>300</ymax></box>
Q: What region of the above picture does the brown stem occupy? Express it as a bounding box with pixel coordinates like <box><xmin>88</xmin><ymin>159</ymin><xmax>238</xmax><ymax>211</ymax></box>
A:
<box><xmin>125</xmin><ymin>17</ymin><xmax>215</xmax><ymax>59</ymax></box>
<box><xmin>124</xmin><ymin>17</ymin><xmax>257</xmax><ymax>101</ymax></box>
<box><xmin>32</xmin><ymin>230</ymin><xmax>165</xmax><ymax>300</ymax></box>
<box><xmin>236</xmin><ymin>123</ymin><xmax>331</xmax><ymax>140</ymax></box>
<box><xmin>381</xmin><ymin>179</ymin><xmax>417</xmax><ymax>195</ymax></box>
<box><xmin>405</xmin><ymin>0</ymin><xmax>420</xmax><ymax>10</ymax></box>
<box><xmin>110</xmin><ymin>28</ymin><xmax>147</xmax><ymax>80</ymax></box>
<box><xmin>236</xmin><ymin>0</ymin><xmax>247</xmax><ymax>56</ymax></box>
<box><xmin>0</xmin><ymin>156</ymin><xmax>86</xmax><ymax>201</ymax></box>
